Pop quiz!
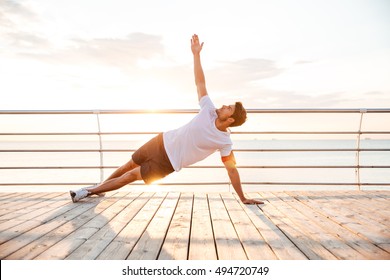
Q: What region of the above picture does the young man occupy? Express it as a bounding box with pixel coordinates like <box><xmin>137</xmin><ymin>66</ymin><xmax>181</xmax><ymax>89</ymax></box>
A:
<box><xmin>70</xmin><ymin>34</ymin><xmax>263</xmax><ymax>205</ymax></box>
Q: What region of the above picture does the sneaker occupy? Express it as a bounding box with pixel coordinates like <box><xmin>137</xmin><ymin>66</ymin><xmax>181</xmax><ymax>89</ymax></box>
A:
<box><xmin>70</xmin><ymin>188</ymin><xmax>89</xmax><ymax>203</ymax></box>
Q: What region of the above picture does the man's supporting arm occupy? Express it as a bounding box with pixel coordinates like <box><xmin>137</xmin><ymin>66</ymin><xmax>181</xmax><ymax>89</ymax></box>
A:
<box><xmin>223</xmin><ymin>158</ymin><xmax>264</xmax><ymax>205</ymax></box>
<box><xmin>191</xmin><ymin>34</ymin><xmax>208</xmax><ymax>101</ymax></box>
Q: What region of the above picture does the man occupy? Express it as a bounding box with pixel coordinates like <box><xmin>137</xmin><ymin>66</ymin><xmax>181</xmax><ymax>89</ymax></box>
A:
<box><xmin>70</xmin><ymin>34</ymin><xmax>263</xmax><ymax>205</ymax></box>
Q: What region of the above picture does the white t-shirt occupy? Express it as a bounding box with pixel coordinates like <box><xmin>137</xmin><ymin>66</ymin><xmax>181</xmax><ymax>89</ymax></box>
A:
<box><xmin>163</xmin><ymin>96</ymin><xmax>233</xmax><ymax>172</ymax></box>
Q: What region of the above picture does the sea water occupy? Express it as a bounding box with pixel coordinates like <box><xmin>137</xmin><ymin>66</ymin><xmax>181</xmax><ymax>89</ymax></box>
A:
<box><xmin>0</xmin><ymin>139</ymin><xmax>389</xmax><ymax>192</ymax></box>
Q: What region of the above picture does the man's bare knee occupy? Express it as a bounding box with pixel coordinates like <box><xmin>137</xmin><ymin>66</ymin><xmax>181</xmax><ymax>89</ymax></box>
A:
<box><xmin>123</xmin><ymin>159</ymin><xmax>139</xmax><ymax>171</ymax></box>
<box><xmin>120</xmin><ymin>168</ymin><xmax>142</xmax><ymax>185</ymax></box>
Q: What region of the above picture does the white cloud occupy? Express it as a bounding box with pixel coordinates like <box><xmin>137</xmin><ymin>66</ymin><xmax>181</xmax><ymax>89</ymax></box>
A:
<box><xmin>21</xmin><ymin>33</ymin><xmax>165</xmax><ymax>69</ymax></box>
<box><xmin>0</xmin><ymin>0</ymin><xmax>47</xmax><ymax>50</ymax></box>
<box><xmin>207</xmin><ymin>59</ymin><xmax>283</xmax><ymax>94</ymax></box>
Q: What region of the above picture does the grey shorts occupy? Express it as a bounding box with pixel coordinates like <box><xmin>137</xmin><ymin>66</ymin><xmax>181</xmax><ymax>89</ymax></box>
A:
<box><xmin>132</xmin><ymin>133</ymin><xmax>174</xmax><ymax>185</ymax></box>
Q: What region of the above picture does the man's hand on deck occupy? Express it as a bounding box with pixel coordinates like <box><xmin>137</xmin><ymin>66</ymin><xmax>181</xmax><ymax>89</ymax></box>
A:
<box><xmin>241</xmin><ymin>198</ymin><xmax>264</xmax><ymax>205</ymax></box>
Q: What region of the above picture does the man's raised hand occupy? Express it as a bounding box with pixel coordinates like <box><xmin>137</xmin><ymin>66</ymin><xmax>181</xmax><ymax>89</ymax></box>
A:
<box><xmin>191</xmin><ymin>34</ymin><xmax>204</xmax><ymax>55</ymax></box>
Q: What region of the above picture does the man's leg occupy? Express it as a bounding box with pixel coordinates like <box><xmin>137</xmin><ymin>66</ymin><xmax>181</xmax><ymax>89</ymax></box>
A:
<box><xmin>70</xmin><ymin>160</ymin><xmax>142</xmax><ymax>202</ymax></box>
<box><xmin>81</xmin><ymin>159</ymin><xmax>139</xmax><ymax>197</ymax></box>
<box><xmin>88</xmin><ymin>166</ymin><xmax>142</xmax><ymax>195</ymax></box>
<box><xmin>103</xmin><ymin>159</ymin><xmax>139</xmax><ymax>182</ymax></box>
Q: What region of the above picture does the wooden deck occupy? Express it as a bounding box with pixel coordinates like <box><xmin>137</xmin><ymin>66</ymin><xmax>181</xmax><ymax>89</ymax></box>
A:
<box><xmin>0</xmin><ymin>190</ymin><xmax>389</xmax><ymax>260</ymax></box>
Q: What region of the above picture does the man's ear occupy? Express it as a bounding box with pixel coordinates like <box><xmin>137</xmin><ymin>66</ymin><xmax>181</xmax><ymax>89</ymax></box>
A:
<box><xmin>227</xmin><ymin>117</ymin><xmax>235</xmax><ymax>125</ymax></box>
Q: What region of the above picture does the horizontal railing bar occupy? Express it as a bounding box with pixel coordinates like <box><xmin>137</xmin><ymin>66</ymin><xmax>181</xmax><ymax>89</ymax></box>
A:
<box><xmin>233</xmin><ymin>131</ymin><xmax>390</xmax><ymax>134</ymax></box>
<box><xmin>241</xmin><ymin>182</ymin><xmax>390</xmax><ymax>186</ymax></box>
<box><xmin>243</xmin><ymin>182</ymin><xmax>390</xmax><ymax>186</ymax></box>
<box><xmin>1</xmin><ymin>131</ymin><xmax>390</xmax><ymax>136</ymax></box>
<box><xmin>0</xmin><ymin>132</ymin><xmax>159</xmax><ymax>136</ymax></box>
<box><xmin>234</xmin><ymin>149</ymin><xmax>390</xmax><ymax>152</ymax></box>
<box><xmin>0</xmin><ymin>109</ymin><xmax>197</xmax><ymax>115</ymax></box>
<box><xmin>1</xmin><ymin>165</ymin><xmax>389</xmax><ymax>169</ymax></box>
<box><xmin>1</xmin><ymin>109</ymin><xmax>389</xmax><ymax>189</ymax></box>
<box><xmin>1</xmin><ymin>108</ymin><xmax>390</xmax><ymax>114</ymax></box>
<box><xmin>1</xmin><ymin>182</ymin><xmax>389</xmax><ymax>186</ymax></box>
<box><xmin>0</xmin><ymin>150</ymin><xmax>138</xmax><ymax>152</ymax></box>
<box><xmin>1</xmin><ymin>149</ymin><xmax>389</xmax><ymax>153</ymax></box>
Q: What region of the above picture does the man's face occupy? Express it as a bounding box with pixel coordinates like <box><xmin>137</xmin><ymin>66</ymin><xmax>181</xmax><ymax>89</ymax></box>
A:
<box><xmin>216</xmin><ymin>104</ymin><xmax>236</xmax><ymax>121</ymax></box>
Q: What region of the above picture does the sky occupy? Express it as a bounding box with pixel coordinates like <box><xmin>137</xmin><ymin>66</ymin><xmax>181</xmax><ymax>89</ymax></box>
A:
<box><xmin>0</xmin><ymin>0</ymin><xmax>390</xmax><ymax>111</ymax></box>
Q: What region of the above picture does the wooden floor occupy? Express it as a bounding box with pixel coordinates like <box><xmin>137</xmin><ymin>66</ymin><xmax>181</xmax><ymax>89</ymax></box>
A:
<box><xmin>0</xmin><ymin>190</ymin><xmax>389</xmax><ymax>260</ymax></box>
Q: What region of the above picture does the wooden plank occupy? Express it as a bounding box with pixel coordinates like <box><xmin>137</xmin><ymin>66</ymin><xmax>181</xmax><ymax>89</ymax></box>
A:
<box><xmin>286</xmin><ymin>191</ymin><xmax>390</xmax><ymax>259</ymax></box>
<box><xmin>323</xmin><ymin>191</ymin><xmax>389</xmax><ymax>227</ymax></box>
<box><xmin>208</xmin><ymin>193</ymin><xmax>247</xmax><ymax>260</ymax></box>
<box><xmin>127</xmin><ymin>192</ymin><xmax>180</xmax><ymax>260</ymax></box>
<box><xmin>241</xmin><ymin>193</ymin><xmax>307</xmax><ymax>260</ymax></box>
<box><xmin>0</xmin><ymin>192</ymin><xmax>36</xmax><ymax>210</ymax></box>
<box><xmin>3</xmin><ymin>193</ymin><xmax>121</xmax><ymax>259</ymax></box>
<box><xmin>301</xmin><ymin>191</ymin><xmax>390</xmax><ymax>254</ymax></box>
<box><xmin>158</xmin><ymin>193</ymin><xmax>193</xmax><ymax>260</ymax></box>
<box><xmin>10</xmin><ymin>192</ymin><xmax>138</xmax><ymax>260</ymax></box>
<box><xmin>0</xmin><ymin>193</ymin><xmax>70</xmax><ymax>232</ymax></box>
<box><xmin>3</xmin><ymin>192</ymin><xmax>121</xmax><ymax>259</ymax></box>
<box><xmin>269</xmin><ymin>191</ymin><xmax>367</xmax><ymax>259</ymax></box>
<box><xmin>66</xmin><ymin>192</ymin><xmax>152</xmax><ymax>260</ymax></box>
<box><xmin>1</xmin><ymin>190</ymin><xmax>388</xmax><ymax>260</ymax></box>
<box><xmin>188</xmin><ymin>193</ymin><xmax>217</xmax><ymax>260</ymax></box>
<box><xmin>0</xmin><ymin>192</ymin><xmax>39</xmax><ymax>209</ymax></box>
<box><xmin>221</xmin><ymin>192</ymin><xmax>277</xmax><ymax>259</ymax></box>
<box><xmin>11</xmin><ymin>192</ymin><xmax>63</xmax><ymax>211</ymax></box>
<box><xmin>96</xmin><ymin>192</ymin><xmax>167</xmax><ymax>260</ymax></box>
<box><xmin>340</xmin><ymin>190</ymin><xmax>390</xmax><ymax>226</ymax></box>
<box><xmin>34</xmin><ymin>192</ymin><xmax>134</xmax><ymax>260</ymax></box>
<box><xmin>0</xmin><ymin>192</ymin><xmax>51</xmax><ymax>219</ymax></box>
<box><xmin>365</xmin><ymin>191</ymin><xmax>390</xmax><ymax>201</ymax></box>
<box><xmin>258</xmin><ymin>192</ymin><xmax>337</xmax><ymax>260</ymax></box>
<box><xmin>343</xmin><ymin>191</ymin><xmax>390</xmax><ymax>226</ymax></box>
<box><xmin>0</xmin><ymin>192</ymin><xmax>18</xmax><ymax>199</ymax></box>
<box><xmin>319</xmin><ymin>191</ymin><xmax>390</xmax><ymax>253</ymax></box>
<box><xmin>377</xmin><ymin>243</ymin><xmax>390</xmax><ymax>254</ymax></box>
<box><xmin>0</xmin><ymin>194</ymin><xmax>85</xmax><ymax>245</ymax></box>
<box><xmin>300</xmin><ymin>191</ymin><xmax>390</xmax><ymax>245</ymax></box>
<box><xmin>354</xmin><ymin>190</ymin><xmax>390</xmax><ymax>206</ymax></box>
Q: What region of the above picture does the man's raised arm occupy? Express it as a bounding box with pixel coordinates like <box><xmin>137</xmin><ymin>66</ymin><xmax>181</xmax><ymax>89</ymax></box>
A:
<box><xmin>191</xmin><ymin>34</ymin><xmax>208</xmax><ymax>101</ymax></box>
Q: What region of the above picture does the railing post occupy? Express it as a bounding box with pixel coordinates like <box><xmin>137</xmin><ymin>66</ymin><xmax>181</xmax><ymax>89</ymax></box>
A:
<box><xmin>355</xmin><ymin>109</ymin><xmax>366</xmax><ymax>190</ymax></box>
<box><xmin>94</xmin><ymin>111</ymin><xmax>104</xmax><ymax>183</ymax></box>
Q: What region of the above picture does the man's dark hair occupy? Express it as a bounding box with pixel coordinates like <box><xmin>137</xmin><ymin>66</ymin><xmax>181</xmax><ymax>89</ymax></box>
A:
<box><xmin>230</xmin><ymin>102</ymin><xmax>247</xmax><ymax>127</ymax></box>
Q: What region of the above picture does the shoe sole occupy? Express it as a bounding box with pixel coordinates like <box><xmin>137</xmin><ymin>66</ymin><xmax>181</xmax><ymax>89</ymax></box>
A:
<box><xmin>69</xmin><ymin>191</ymin><xmax>76</xmax><ymax>203</ymax></box>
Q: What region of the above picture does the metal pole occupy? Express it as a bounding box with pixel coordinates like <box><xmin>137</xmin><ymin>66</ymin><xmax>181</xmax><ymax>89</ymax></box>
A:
<box><xmin>355</xmin><ymin>109</ymin><xmax>366</xmax><ymax>190</ymax></box>
<box><xmin>95</xmin><ymin>111</ymin><xmax>104</xmax><ymax>182</ymax></box>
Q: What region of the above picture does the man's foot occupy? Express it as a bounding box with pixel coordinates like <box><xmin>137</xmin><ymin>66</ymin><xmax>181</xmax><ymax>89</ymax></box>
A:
<box><xmin>85</xmin><ymin>184</ymin><xmax>105</xmax><ymax>197</ymax></box>
<box><xmin>70</xmin><ymin>188</ymin><xmax>89</xmax><ymax>203</ymax></box>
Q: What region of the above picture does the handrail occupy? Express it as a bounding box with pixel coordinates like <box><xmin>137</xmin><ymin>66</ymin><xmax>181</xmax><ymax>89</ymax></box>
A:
<box><xmin>1</xmin><ymin>165</ymin><xmax>389</xmax><ymax>169</ymax></box>
<box><xmin>1</xmin><ymin>131</ymin><xmax>390</xmax><ymax>136</ymax></box>
<box><xmin>1</xmin><ymin>148</ymin><xmax>389</xmax><ymax>152</ymax></box>
<box><xmin>1</xmin><ymin>108</ymin><xmax>389</xmax><ymax>114</ymax></box>
<box><xmin>1</xmin><ymin>108</ymin><xmax>389</xmax><ymax>190</ymax></box>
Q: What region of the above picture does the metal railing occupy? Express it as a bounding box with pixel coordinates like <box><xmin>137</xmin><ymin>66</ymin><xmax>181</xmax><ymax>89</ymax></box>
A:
<box><xmin>1</xmin><ymin>109</ymin><xmax>389</xmax><ymax>190</ymax></box>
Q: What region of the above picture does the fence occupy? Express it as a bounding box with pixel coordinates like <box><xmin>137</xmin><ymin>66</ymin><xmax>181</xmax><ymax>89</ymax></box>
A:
<box><xmin>1</xmin><ymin>109</ymin><xmax>389</xmax><ymax>190</ymax></box>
